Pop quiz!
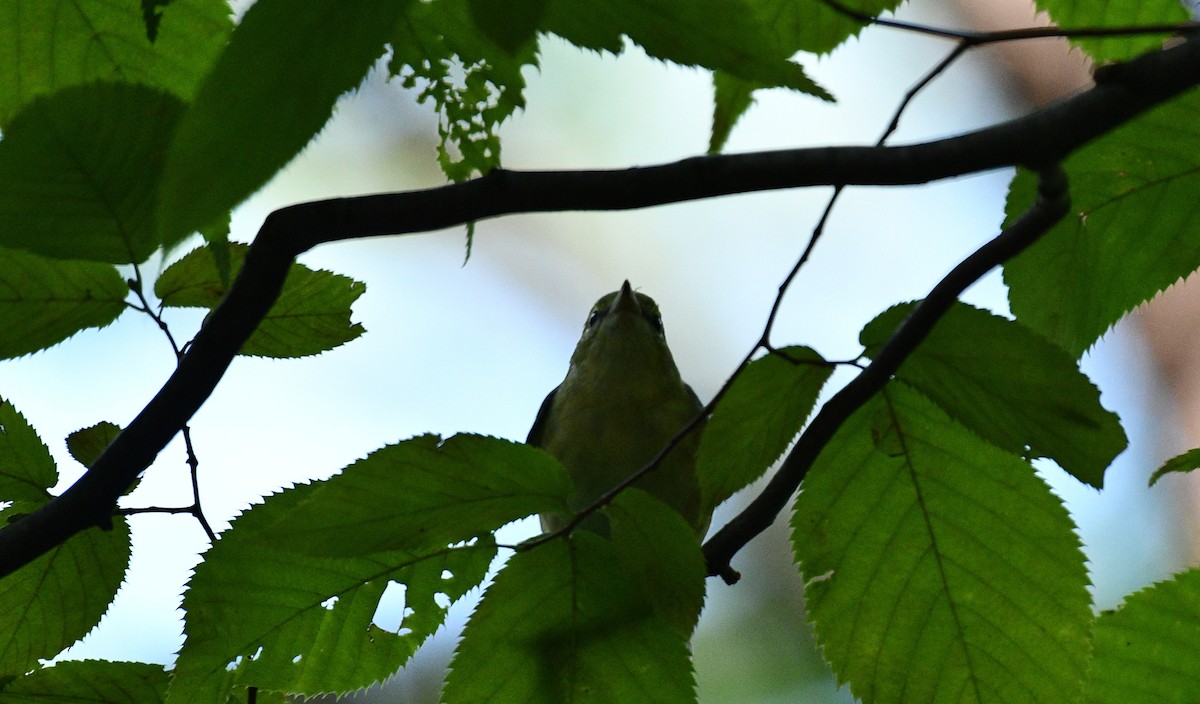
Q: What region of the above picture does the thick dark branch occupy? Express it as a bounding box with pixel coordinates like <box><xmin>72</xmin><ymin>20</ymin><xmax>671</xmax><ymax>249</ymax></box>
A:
<box><xmin>702</xmin><ymin>166</ymin><xmax>1071</xmax><ymax>582</ymax></box>
<box><xmin>0</xmin><ymin>37</ymin><xmax>1196</xmax><ymax>578</ymax></box>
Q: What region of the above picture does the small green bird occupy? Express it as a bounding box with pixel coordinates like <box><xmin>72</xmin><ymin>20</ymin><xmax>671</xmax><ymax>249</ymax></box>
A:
<box><xmin>527</xmin><ymin>281</ymin><xmax>708</xmax><ymax>535</ymax></box>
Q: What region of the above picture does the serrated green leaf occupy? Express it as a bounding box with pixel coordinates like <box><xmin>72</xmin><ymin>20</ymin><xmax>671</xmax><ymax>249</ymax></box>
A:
<box><xmin>1035</xmin><ymin>0</ymin><xmax>1189</xmax><ymax>62</ymax></box>
<box><xmin>467</xmin><ymin>0</ymin><xmax>546</xmax><ymax>54</ymax></box>
<box><xmin>391</xmin><ymin>0</ymin><xmax>536</xmax><ymax>180</ymax></box>
<box><xmin>156</xmin><ymin>243</ymin><xmax>365</xmax><ymax>358</ymax></box>
<box><xmin>0</xmin><ymin>83</ymin><xmax>184</xmax><ymax>264</ymax></box>
<box><xmin>1004</xmin><ymin>90</ymin><xmax>1200</xmax><ymax>357</ymax></box>
<box><xmin>444</xmin><ymin>532</ymin><xmax>695</xmax><ymax>704</ymax></box>
<box><xmin>0</xmin><ymin>0</ymin><xmax>230</xmax><ymax>127</ymax></box>
<box><xmin>197</xmin><ymin>215</ymin><xmax>232</xmax><ymax>289</ymax></box>
<box><xmin>253</xmin><ymin>434</ymin><xmax>572</xmax><ymax>557</ymax></box>
<box><xmin>154</xmin><ymin>245</ymin><xmax>228</xmax><ymax>308</ymax></box>
<box><xmin>0</xmin><ymin>249</ymin><xmax>127</xmax><ymax>359</ymax></box>
<box><xmin>745</xmin><ymin>0</ymin><xmax>903</xmax><ymax>56</ymax></box>
<box><xmin>710</xmin><ymin>72</ymin><xmax>758</xmax><ymax>154</ymax></box>
<box><xmin>792</xmin><ymin>384</ymin><xmax>1091</xmax><ymax>704</ymax></box>
<box><xmin>0</xmin><ymin>399</ymin><xmax>57</xmax><ymax>503</ymax></box>
<box><xmin>860</xmin><ymin>301</ymin><xmax>1125</xmax><ymax>488</ymax></box>
<box><xmin>1147</xmin><ymin>446</ymin><xmax>1200</xmax><ymax>486</ymax></box>
<box><xmin>158</xmin><ymin>0</ymin><xmax>406</xmax><ymax>239</ymax></box>
<box><xmin>1085</xmin><ymin>568</ymin><xmax>1200</xmax><ymax>704</ymax></box>
<box><xmin>608</xmin><ymin>489</ymin><xmax>706</xmax><ymax>639</ymax></box>
<box><xmin>66</xmin><ymin>421</ymin><xmax>123</xmax><ymax>470</ymax></box>
<box><xmin>708</xmin><ymin>0</ymin><xmax>902</xmax><ymax>149</ymax></box>
<box><xmin>170</xmin><ymin>480</ymin><xmax>496</xmax><ymax>704</ymax></box>
<box><xmin>0</xmin><ymin>516</ymin><xmax>131</xmax><ymax>677</ymax></box>
<box><xmin>697</xmin><ymin>346</ymin><xmax>832</xmax><ymax>510</ymax></box>
<box><xmin>543</xmin><ymin>0</ymin><xmax>831</xmax><ymax>100</ymax></box>
<box><xmin>0</xmin><ymin>660</ymin><xmax>169</xmax><ymax>704</ymax></box>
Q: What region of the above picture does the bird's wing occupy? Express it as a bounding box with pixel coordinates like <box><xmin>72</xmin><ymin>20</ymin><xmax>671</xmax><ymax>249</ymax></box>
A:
<box><xmin>525</xmin><ymin>386</ymin><xmax>558</xmax><ymax>447</ymax></box>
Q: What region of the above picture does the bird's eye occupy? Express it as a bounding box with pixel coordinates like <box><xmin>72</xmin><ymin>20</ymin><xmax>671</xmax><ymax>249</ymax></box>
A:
<box><xmin>587</xmin><ymin>309</ymin><xmax>607</xmax><ymax>328</ymax></box>
<box><xmin>645</xmin><ymin>312</ymin><xmax>664</xmax><ymax>333</ymax></box>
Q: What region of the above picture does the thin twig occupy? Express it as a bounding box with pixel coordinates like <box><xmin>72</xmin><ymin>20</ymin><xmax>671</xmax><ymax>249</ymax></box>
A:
<box><xmin>129</xmin><ymin>263</ymin><xmax>184</xmax><ymax>360</ymax></box>
<box><xmin>116</xmin><ymin>506</ymin><xmax>198</xmax><ymax>516</ymax></box>
<box><xmin>128</xmin><ymin>264</ymin><xmax>216</xmax><ymax>541</ymax></box>
<box><xmin>181</xmin><ymin>425</ymin><xmax>216</xmax><ymax>542</ymax></box>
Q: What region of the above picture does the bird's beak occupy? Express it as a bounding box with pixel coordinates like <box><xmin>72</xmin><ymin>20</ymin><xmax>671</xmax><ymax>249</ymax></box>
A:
<box><xmin>613</xmin><ymin>280</ymin><xmax>639</xmax><ymax>315</ymax></box>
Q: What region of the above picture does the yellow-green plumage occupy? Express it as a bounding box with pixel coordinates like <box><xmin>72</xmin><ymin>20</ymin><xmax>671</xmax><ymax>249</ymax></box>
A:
<box><xmin>528</xmin><ymin>281</ymin><xmax>708</xmax><ymax>535</ymax></box>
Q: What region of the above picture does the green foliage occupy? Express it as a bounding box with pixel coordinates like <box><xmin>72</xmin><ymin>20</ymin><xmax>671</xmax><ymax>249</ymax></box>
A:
<box><xmin>171</xmin><ymin>470</ymin><xmax>497</xmax><ymax>703</ymax></box>
<box><xmin>1004</xmin><ymin>90</ymin><xmax>1200</xmax><ymax>356</ymax></box>
<box><xmin>444</xmin><ymin>528</ymin><xmax>697</xmax><ymax>703</ymax></box>
<box><xmin>607</xmin><ymin>490</ymin><xmax>707</xmax><ymax>639</ymax></box>
<box><xmin>1148</xmin><ymin>446</ymin><xmax>1200</xmax><ymax>486</ymax></box>
<box><xmin>697</xmin><ymin>346</ymin><xmax>833</xmax><ymax>508</ymax></box>
<box><xmin>750</xmin><ymin>0</ymin><xmax>903</xmax><ymax>57</ymax></box>
<box><xmin>0</xmin><ymin>0</ymin><xmax>230</xmax><ymax>126</ymax></box>
<box><xmin>0</xmin><ymin>518</ymin><xmax>131</xmax><ymax>676</ymax></box>
<box><xmin>860</xmin><ymin>301</ymin><xmax>1125</xmax><ymax>488</ymax></box>
<box><xmin>66</xmin><ymin>422</ymin><xmax>124</xmax><ymax>469</ymax></box>
<box><xmin>2</xmin><ymin>2</ymin><xmax>1200</xmax><ymax>704</ymax></box>
<box><xmin>0</xmin><ymin>401</ymin><xmax>58</xmax><ymax>507</ymax></box>
<box><xmin>0</xmin><ymin>250</ymin><xmax>127</xmax><ymax>359</ymax></box>
<box><xmin>710</xmin><ymin>72</ymin><xmax>760</xmax><ymax>153</ymax></box>
<box><xmin>466</xmin><ymin>0</ymin><xmax>547</xmax><ymax>55</ymax></box>
<box><xmin>156</xmin><ymin>243</ymin><xmax>366</xmax><ymax>358</ymax></box>
<box><xmin>0</xmin><ymin>660</ymin><xmax>169</xmax><ymax>704</ymax></box>
<box><xmin>792</xmin><ymin>384</ymin><xmax>1092</xmax><ymax>704</ymax></box>
<box><xmin>250</xmin><ymin>434</ymin><xmax>572</xmax><ymax>557</ymax></box>
<box><xmin>1085</xmin><ymin>568</ymin><xmax>1200</xmax><ymax>704</ymax></box>
<box><xmin>1036</xmin><ymin>0</ymin><xmax>1190</xmax><ymax>62</ymax></box>
<box><xmin>543</xmin><ymin>0</ymin><xmax>830</xmax><ymax>101</ymax></box>
<box><xmin>0</xmin><ymin>83</ymin><xmax>185</xmax><ymax>263</ymax></box>
<box><xmin>391</xmin><ymin>0</ymin><xmax>537</xmax><ymax>181</ymax></box>
<box><xmin>0</xmin><ymin>399</ymin><xmax>130</xmax><ymax>677</ymax></box>
<box><xmin>708</xmin><ymin>0</ymin><xmax>903</xmax><ymax>147</ymax></box>
<box><xmin>157</xmin><ymin>0</ymin><xmax>406</xmax><ymax>239</ymax></box>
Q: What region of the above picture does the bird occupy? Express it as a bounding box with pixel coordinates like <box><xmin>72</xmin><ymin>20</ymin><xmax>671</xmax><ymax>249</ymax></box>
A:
<box><xmin>527</xmin><ymin>280</ymin><xmax>708</xmax><ymax>536</ymax></box>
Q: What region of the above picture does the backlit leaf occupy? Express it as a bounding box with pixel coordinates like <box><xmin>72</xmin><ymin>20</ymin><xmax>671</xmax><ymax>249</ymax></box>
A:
<box><xmin>0</xmin><ymin>249</ymin><xmax>127</xmax><ymax>359</ymax></box>
<box><xmin>158</xmin><ymin>0</ymin><xmax>406</xmax><ymax>238</ymax></box>
<box><xmin>698</xmin><ymin>346</ymin><xmax>832</xmax><ymax>509</ymax></box>
<box><xmin>1085</xmin><ymin>568</ymin><xmax>1200</xmax><ymax>704</ymax></box>
<box><xmin>0</xmin><ymin>0</ymin><xmax>230</xmax><ymax>126</ymax></box>
<box><xmin>0</xmin><ymin>515</ymin><xmax>130</xmax><ymax>677</ymax></box>
<box><xmin>1004</xmin><ymin>91</ymin><xmax>1200</xmax><ymax>356</ymax></box>
<box><xmin>156</xmin><ymin>243</ymin><xmax>365</xmax><ymax>358</ymax></box>
<box><xmin>860</xmin><ymin>301</ymin><xmax>1124</xmax><ymax>488</ymax></box>
<box><xmin>170</xmin><ymin>479</ymin><xmax>495</xmax><ymax>704</ymax></box>
<box><xmin>444</xmin><ymin>532</ymin><xmax>695</xmax><ymax>703</ymax></box>
<box><xmin>0</xmin><ymin>660</ymin><xmax>169</xmax><ymax>704</ymax></box>
<box><xmin>252</xmin><ymin>434</ymin><xmax>572</xmax><ymax>557</ymax></box>
<box><xmin>792</xmin><ymin>384</ymin><xmax>1091</xmax><ymax>704</ymax></box>
<box><xmin>0</xmin><ymin>84</ymin><xmax>184</xmax><ymax>263</ymax></box>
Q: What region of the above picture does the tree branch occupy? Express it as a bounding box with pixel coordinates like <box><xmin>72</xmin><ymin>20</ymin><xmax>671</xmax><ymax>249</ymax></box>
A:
<box><xmin>0</xmin><ymin>36</ymin><xmax>1197</xmax><ymax>578</ymax></box>
<box><xmin>702</xmin><ymin>166</ymin><xmax>1071</xmax><ymax>582</ymax></box>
